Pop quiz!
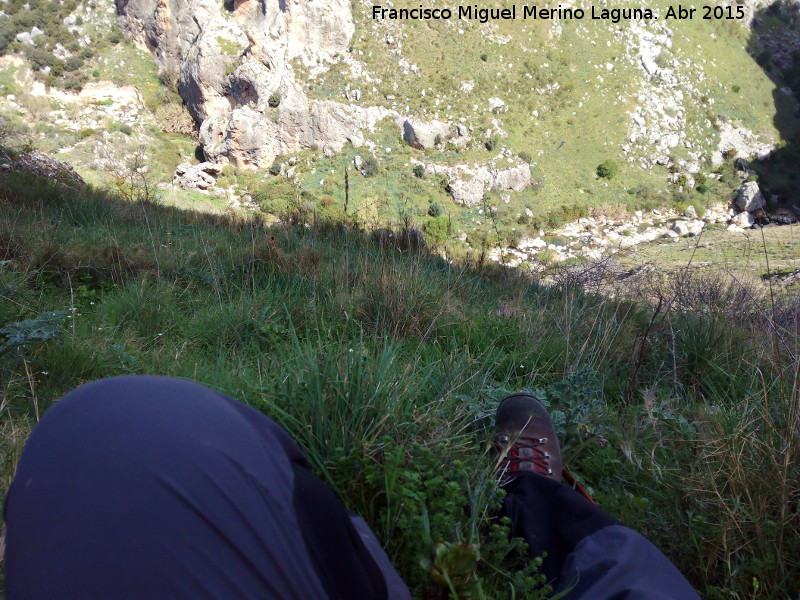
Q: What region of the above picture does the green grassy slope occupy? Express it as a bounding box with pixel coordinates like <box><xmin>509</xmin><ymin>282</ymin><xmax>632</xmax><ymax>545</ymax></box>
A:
<box><xmin>1</xmin><ymin>172</ymin><xmax>798</xmax><ymax>597</ymax></box>
<box><xmin>307</xmin><ymin>0</ymin><xmax>792</xmax><ymax>208</ymax></box>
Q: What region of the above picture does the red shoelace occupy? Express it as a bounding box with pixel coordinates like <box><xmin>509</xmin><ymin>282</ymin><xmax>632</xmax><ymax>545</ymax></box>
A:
<box><xmin>504</xmin><ymin>436</ymin><xmax>553</xmax><ymax>476</ymax></box>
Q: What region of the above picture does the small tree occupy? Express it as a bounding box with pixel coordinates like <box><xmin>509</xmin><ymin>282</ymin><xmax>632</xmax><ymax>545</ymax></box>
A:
<box><xmin>413</xmin><ymin>164</ymin><xmax>425</xmax><ymax>179</ymax></box>
<box><xmin>110</xmin><ymin>148</ymin><xmax>161</xmax><ymax>204</ymax></box>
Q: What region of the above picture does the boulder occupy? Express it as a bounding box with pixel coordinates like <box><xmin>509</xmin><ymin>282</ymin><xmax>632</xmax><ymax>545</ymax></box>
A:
<box><xmin>7</xmin><ymin>151</ymin><xmax>86</xmax><ymax>188</ymax></box>
<box><xmin>488</xmin><ymin>97</ymin><xmax>506</xmax><ymax>113</ymax></box>
<box><xmin>491</xmin><ymin>163</ymin><xmax>531</xmax><ymax>192</ymax></box>
<box><xmin>732</xmin><ymin>211</ymin><xmax>754</xmax><ymax>228</ymax></box>
<box><xmin>372</xmin><ymin>227</ymin><xmax>427</xmax><ymax>253</ymax></box>
<box><xmin>671</xmin><ymin>219</ymin><xmax>704</xmax><ymax>237</ymax></box>
<box><xmin>686</xmin><ymin>219</ymin><xmax>705</xmax><ymax>236</ymax></box>
<box><xmin>402</xmin><ymin>118</ymin><xmax>451</xmax><ymax>150</ymax></box>
<box><xmin>173</xmin><ymin>162</ymin><xmax>222</xmax><ymax>191</ymax></box>
<box><xmin>447</xmin><ymin>173</ymin><xmax>486</xmax><ymax>207</ymax></box>
<box><xmin>735</xmin><ymin>181</ymin><xmax>766</xmax><ymax>212</ymax></box>
<box><xmin>398</xmin><ymin>227</ymin><xmax>427</xmax><ymax>253</ymax></box>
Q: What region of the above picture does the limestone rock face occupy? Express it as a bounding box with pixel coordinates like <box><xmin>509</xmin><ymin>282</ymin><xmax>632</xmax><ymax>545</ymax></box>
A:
<box><xmin>424</xmin><ymin>162</ymin><xmax>532</xmax><ymax>206</ymax></box>
<box><xmin>173</xmin><ymin>162</ymin><xmax>222</xmax><ymax>191</ymax></box>
<box><xmin>490</xmin><ymin>163</ymin><xmax>531</xmax><ymax>192</ymax></box>
<box><xmin>713</xmin><ymin>123</ymin><xmax>775</xmax><ymax>166</ymax></box>
<box><xmin>402</xmin><ymin>118</ymin><xmax>452</xmax><ymax>150</ymax></box>
<box><xmin>115</xmin><ymin>0</ymin><xmax>372</xmax><ymax>167</ymax></box>
<box><xmin>3</xmin><ymin>151</ymin><xmax>86</xmax><ymax>188</ymax></box>
<box><xmin>447</xmin><ymin>172</ymin><xmax>487</xmax><ymax>207</ymax></box>
<box><xmin>736</xmin><ymin>181</ymin><xmax>766</xmax><ymax>213</ymax></box>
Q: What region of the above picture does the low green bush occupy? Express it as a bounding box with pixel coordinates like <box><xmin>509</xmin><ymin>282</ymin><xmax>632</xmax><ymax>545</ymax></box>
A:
<box><xmin>596</xmin><ymin>159</ymin><xmax>620</xmax><ymax>180</ymax></box>
<box><xmin>360</xmin><ymin>155</ymin><xmax>380</xmax><ymax>177</ymax></box>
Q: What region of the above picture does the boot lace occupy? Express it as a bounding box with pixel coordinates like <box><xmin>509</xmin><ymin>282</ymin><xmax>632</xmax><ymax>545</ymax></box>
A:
<box><xmin>500</xmin><ymin>435</ymin><xmax>553</xmax><ymax>476</ymax></box>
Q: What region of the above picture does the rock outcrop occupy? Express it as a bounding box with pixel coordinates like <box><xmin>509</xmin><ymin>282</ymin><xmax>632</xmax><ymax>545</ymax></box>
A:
<box><xmin>173</xmin><ymin>162</ymin><xmax>221</xmax><ymax>191</ymax></box>
<box><xmin>1</xmin><ymin>151</ymin><xmax>86</xmax><ymax>188</ymax></box>
<box><xmin>713</xmin><ymin>123</ymin><xmax>775</xmax><ymax>166</ymax></box>
<box><xmin>402</xmin><ymin>118</ymin><xmax>452</xmax><ymax>150</ymax></box>
<box><xmin>422</xmin><ymin>161</ymin><xmax>532</xmax><ymax>206</ymax></box>
<box><xmin>114</xmin><ymin>0</ymin><xmax>389</xmax><ymax>168</ymax></box>
<box><xmin>735</xmin><ymin>181</ymin><xmax>766</xmax><ymax>212</ymax></box>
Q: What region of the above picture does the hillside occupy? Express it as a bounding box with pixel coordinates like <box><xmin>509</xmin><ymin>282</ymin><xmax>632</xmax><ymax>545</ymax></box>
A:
<box><xmin>1</xmin><ymin>169</ymin><xmax>799</xmax><ymax>597</ymax></box>
<box><xmin>1</xmin><ymin>0</ymin><xmax>800</xmax><ymax>255</ymax></box>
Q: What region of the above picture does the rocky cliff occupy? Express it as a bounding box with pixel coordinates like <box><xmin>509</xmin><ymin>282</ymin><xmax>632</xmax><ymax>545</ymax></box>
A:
<box><xmin>115</xmin><ymin>0</ymin><xmax>395</xmax><ymax>169</ymax></box>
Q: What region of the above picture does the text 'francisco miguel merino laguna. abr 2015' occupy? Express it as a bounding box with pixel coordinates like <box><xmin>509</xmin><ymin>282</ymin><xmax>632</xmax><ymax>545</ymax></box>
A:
<box><xmin>371</xmin><ymin>4</ymin><xmax>746</xmax><ymax>22</ymax></box>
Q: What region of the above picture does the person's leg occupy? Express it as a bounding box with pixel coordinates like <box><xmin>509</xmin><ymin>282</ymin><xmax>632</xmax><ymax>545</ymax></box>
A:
<box><xmin>496</xmin><ymin>393</ymin><xmax>700</xmax><ymax>600</ymax></box>
<box><xmin>4</xmin><ymin>375</ymin><xmax>407</xmax><ymax>600</ymax></box>
<box><xmin>501</xmin><ymin>472</ymin><xmax>618</xmax><ymax>582</ymax></box>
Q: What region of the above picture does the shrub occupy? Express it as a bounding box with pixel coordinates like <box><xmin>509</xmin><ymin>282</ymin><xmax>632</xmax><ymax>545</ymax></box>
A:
<box><xmin>412</xmin><ymin>164</ymin><xmax>425</xmax><ymax>179</ymax></box>
<box><xmin>536</xmin><ymin>248</ymin><xmax>558</xmax><ymax>264</ymax></box>
<box><xmin>108</xmin><ymin>31</ymin><xmax>121</xmax><ymax>44</ymax></box>
<box><xmin>518</xmin><ymin>151</ymin><xmax>532</xmax><ymax>163</ymax></box>
<box><xmin>696</xmin><ymin>183</ymin><xmax>709</xmax><ymax>195</ymax></box>
<box><xmin>25</xmin><ymin>47</ymin><xmax>57</xmax><ymax>70</ymax></box>
<box><xmin>361</xmin><ymin>155</ymin><xmax>380</xmax><ymax>177</ymax></box>
<box><xmin>268</xmin><ymin>92</ymin><xmax>281</xmax><ymax>108</ymax></box>
<box><xmin>484</xmin><ymin>136</ymin><xmax>498</xmax><ymax>152</ymax></box>
<box><xmin>64</xmin><ymin>56</ymin><xmax>83</xmax><ymax>72</ymax></box>
<box><xmin>424</xmin><ymin>215</ymin><xmax>449</xmax><ymax>246</ymax></box>
<box><xmin>269</xmin><ymin>159</ymin><xmax>282</xmax><ymax>176</ymax></box>
<box><xmin>427</xmin><ymin>202</ymin><xmax>442</xmax><ymax>218</ymax></box>
<box><xmin>596</xmin><ymin>159</ymin><xmax>620</xmax><ymax>180</ymax></box>
<box><xmin>717</xmin><ymin>161</ymin><xmax>741</xmax><ymax>190</ymax></box>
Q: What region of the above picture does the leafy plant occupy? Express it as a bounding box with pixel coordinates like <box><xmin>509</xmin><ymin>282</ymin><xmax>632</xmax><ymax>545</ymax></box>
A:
<box><xmin>0</xmin><ymin>310</ymin><xmax>66</xmax><ymax>367</ymax></box>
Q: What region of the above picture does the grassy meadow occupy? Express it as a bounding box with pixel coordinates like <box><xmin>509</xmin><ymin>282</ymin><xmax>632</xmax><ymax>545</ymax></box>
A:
<box><xmin>1</xmin><ymin>171</ymin><xmax>799</xmax><ymax>598</ymax></box>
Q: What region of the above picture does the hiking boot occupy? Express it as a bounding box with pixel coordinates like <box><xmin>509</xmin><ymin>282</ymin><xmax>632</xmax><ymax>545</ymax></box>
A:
<box><xmin>495</xmin><ymin>393</ymin><xmax>563</xmax><ymax>484</ymax></box>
